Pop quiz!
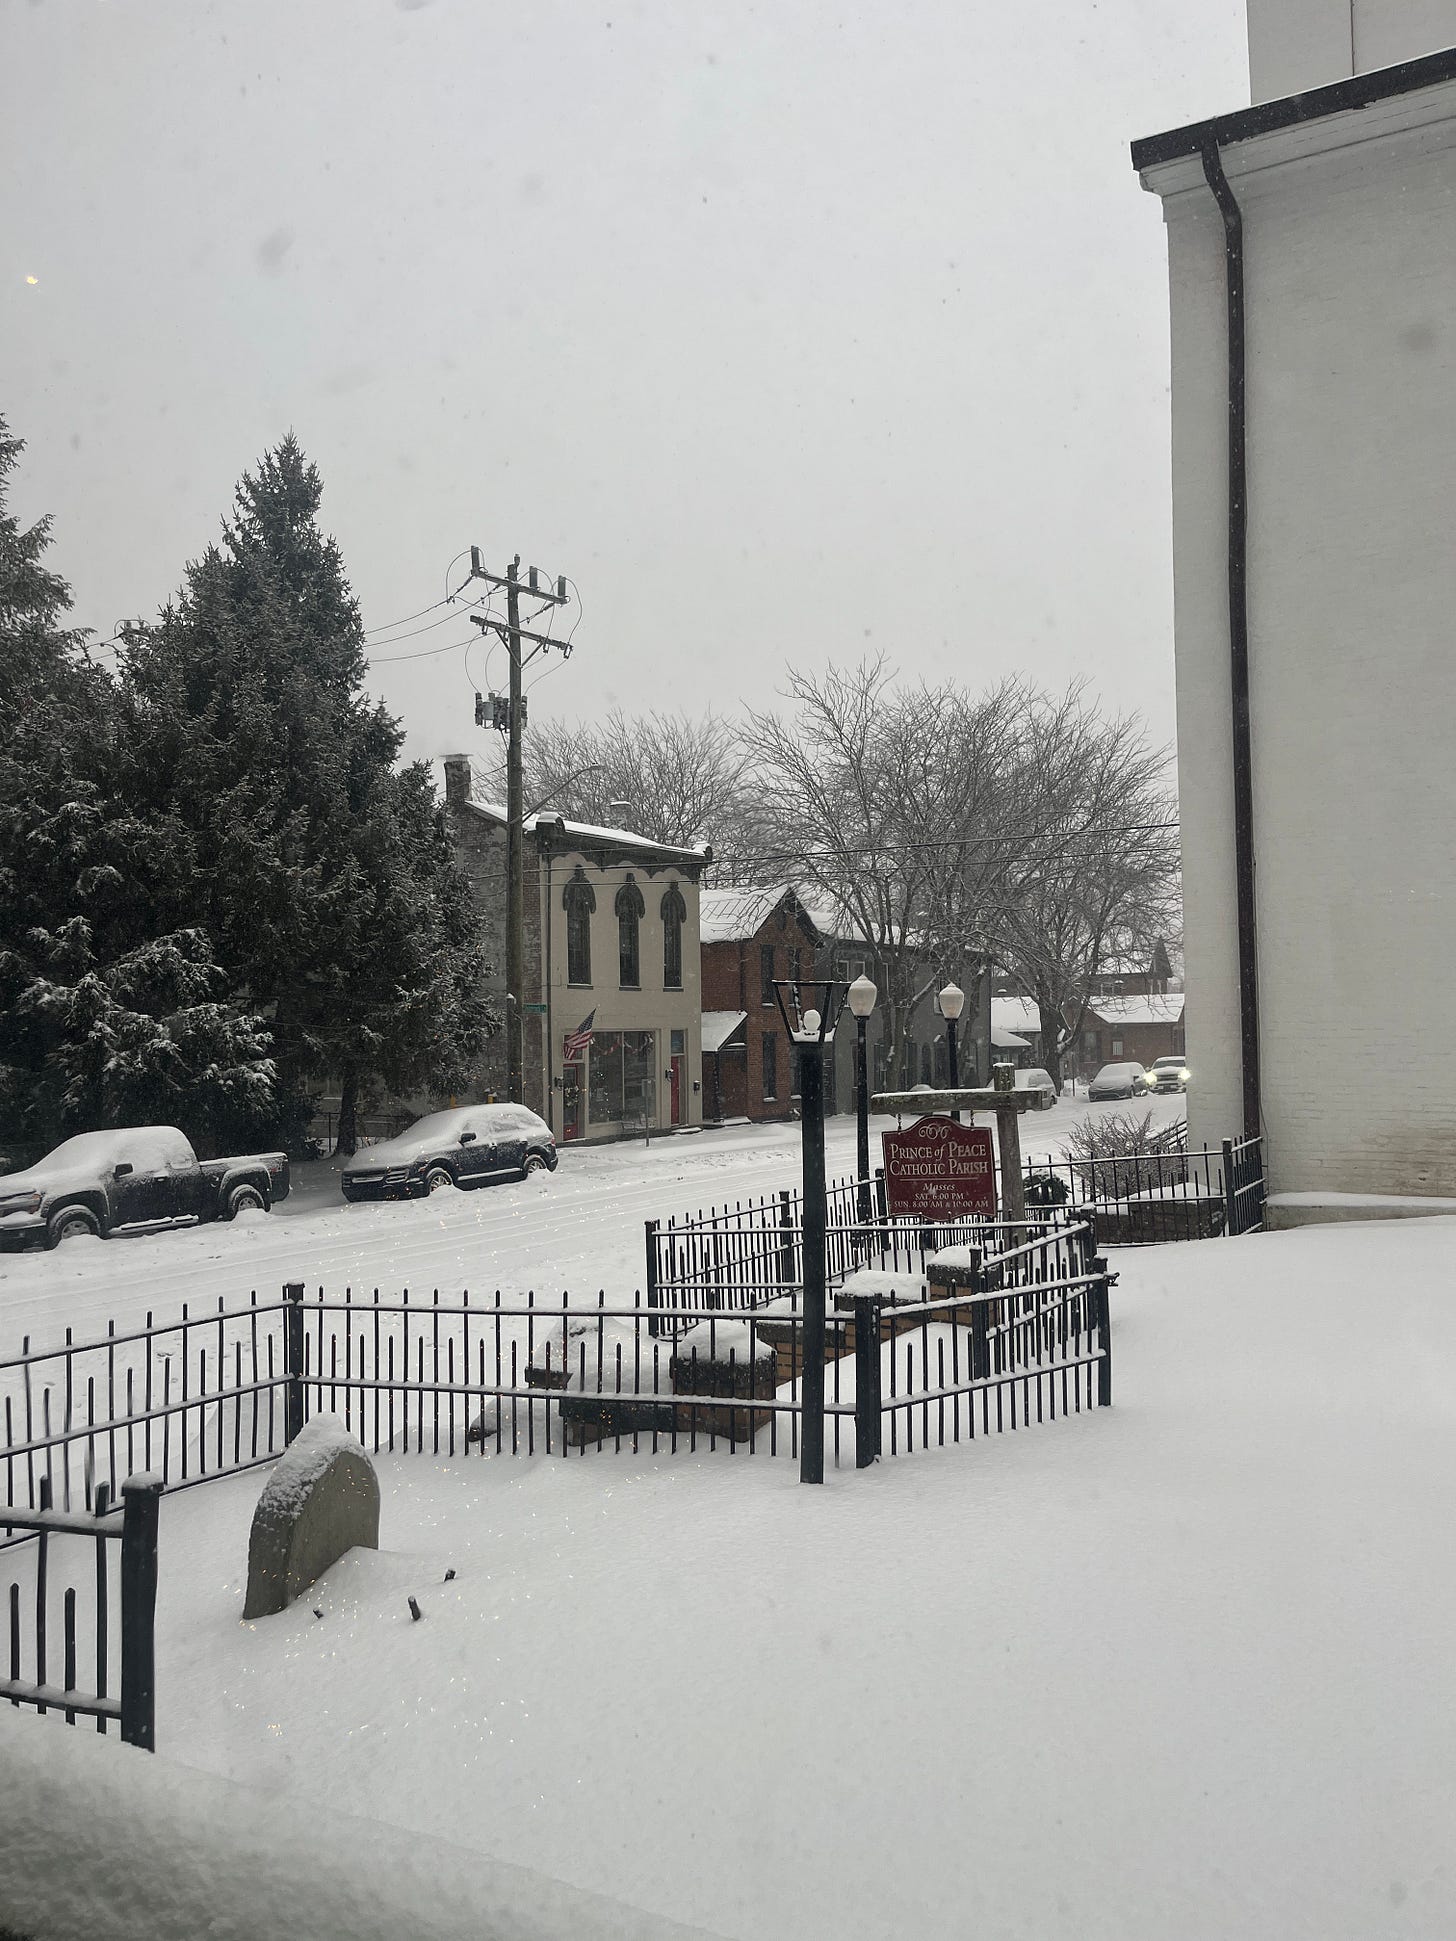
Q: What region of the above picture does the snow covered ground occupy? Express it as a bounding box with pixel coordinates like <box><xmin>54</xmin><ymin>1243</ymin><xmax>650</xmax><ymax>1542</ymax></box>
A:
<box><xmin>0</xmin><ymin>1094</ymin><xmax>1185</xmax><ymax>1357</ymax></box>
<box><xmin>5</xmin><ymin>1190</ymin><xmax>1456</xmax><ymax>1937</ymax></box>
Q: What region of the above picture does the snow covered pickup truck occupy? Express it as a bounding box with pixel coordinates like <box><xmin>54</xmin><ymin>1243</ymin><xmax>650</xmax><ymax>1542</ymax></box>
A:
<box><xmin>0</xmin><ymin>1127</ymin><xmax>289</xmax><ymax>1250</ymax></box>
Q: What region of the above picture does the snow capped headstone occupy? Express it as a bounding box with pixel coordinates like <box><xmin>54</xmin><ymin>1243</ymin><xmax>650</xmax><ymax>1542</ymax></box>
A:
<box><xmin>243</xmin><ymin>1416</ymin><xmax>379</xmax><ymax>1620</ymax></box>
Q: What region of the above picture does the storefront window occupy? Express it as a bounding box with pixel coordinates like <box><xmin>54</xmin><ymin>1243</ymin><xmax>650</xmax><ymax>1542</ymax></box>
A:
<box><xmin>588</xmin><ymin>1029</ymin><xmax>656</xmax><ymax>1123</ymax></box>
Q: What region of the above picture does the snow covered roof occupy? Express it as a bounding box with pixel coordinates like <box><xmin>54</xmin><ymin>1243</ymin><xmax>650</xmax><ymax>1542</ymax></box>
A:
<box><xmin>1086</xmin><ymin>993</ymin><xmax>1185</xmax><ymax>1027</ymax></box>
<box><xmin>991</xmin><ymin>996</ymin><xmax>1042</xmax><ymax>1039</ymax></box>
<box><xmin>701</xmin><ymin>1010</ymin><xmax>747</xmax><ymax>1053</ymax></box>
<box><xmin>698</xmin><ymin>885</ymin><xmax>820</xmax><ymax>945</ymax></box>
<box><xmin>462</xmin><ymin>799</ymin><xmax>709</xmax><ymax>866</ymax></box>
<box><xmin>992</xmin><ymin>1026</ymin><xmax>1030</xmax><ymax>1049</ymax></box>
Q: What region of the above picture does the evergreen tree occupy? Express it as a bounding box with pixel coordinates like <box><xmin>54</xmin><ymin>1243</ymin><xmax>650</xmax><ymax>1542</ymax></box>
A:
<box><xmin>0</xmin><ymin>415</ymin><xmax>273</xmax><ymax>1161</ymax></box>
<box><xmin>121</xmin><ymin>435</ymin><xmax>494</xmax><ymax>1152</ymax></box>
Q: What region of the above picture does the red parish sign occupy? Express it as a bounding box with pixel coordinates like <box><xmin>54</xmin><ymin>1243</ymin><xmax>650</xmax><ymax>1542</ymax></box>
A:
<box><xmin>881</xmin><ymin>1115</ymin><xmax>997</xmax><ymax>1219</ymax></box>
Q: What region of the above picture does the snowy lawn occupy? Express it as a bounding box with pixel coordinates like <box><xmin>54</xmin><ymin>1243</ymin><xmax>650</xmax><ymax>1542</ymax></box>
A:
<box><xmin>5</xmin><ymin>1209</ymin><xmax>1453</xmax><ymax>1938</ymax></box>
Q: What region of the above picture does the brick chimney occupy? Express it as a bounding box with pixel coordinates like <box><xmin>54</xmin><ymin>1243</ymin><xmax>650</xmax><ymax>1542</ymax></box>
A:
<box><xmin>443</xmin><ymin>755</ymin><xmax>473</xmax><ymax>806</ymax></box>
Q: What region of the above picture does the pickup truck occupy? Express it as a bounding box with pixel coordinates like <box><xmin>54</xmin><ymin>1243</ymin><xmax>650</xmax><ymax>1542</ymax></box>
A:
<box><xmin>0</xmin><ymin>1126</ymin><xmax>289</xmax><ymax>1250</ymax></box>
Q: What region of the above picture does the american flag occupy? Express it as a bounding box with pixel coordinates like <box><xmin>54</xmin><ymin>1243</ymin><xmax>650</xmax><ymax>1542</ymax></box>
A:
<box><xmin>562</xmin><ymin>1010</ymin><xmax>595</xmax><ymax>1061</ymax></box>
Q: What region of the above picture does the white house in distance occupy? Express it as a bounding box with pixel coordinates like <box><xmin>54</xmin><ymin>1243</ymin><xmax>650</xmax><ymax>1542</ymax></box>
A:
<box><xmin>1133</xmin><ymin>2</ymin><xmax>1456</xmax><ymax>1221</ymax></box>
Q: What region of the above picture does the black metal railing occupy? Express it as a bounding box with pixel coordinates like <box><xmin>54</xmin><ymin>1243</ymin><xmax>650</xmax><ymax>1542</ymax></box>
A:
<box><xmin>2</xmin><ymin>1473</ymin><xmax>160</xmax><ymax>1750</ymax></box>
<box><xmin>1</xmin><ymin>1297</ymin><xmax>290</xmax><ymax>1541</ymax></box>
<box><xmin>644</xmin><ymin>1172</ymin><xmax>1086</xmax><ymax>1334</ymax></box>
<box><xmin>849</xmin><ymin>1244</ymin><xmax>1113</xmax><ymax>1462</ymax></box>
<box><xmin>647</xmin><ymin>1133</ymin><xmax>1265</xmax><ymax>1299</ymax></box>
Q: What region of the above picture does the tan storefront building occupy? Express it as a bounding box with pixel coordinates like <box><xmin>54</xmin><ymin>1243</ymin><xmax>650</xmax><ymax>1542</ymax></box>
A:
<box><xmin>443</xmin><ymin>758</ymin><xmax>709</xmax><ymax>1144</ymax></box>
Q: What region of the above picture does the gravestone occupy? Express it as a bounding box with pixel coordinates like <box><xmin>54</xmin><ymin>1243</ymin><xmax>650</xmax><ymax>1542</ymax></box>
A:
<box><xmin>243</xmin><ymin>1416</ymin><xmax>380</xmax><ymax>1620</ymax></box>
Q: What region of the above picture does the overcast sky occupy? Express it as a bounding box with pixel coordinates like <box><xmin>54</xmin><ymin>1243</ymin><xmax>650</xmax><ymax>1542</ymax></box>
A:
<box><xmin>3</xmin><ymin>0</ymin><xmax>1246</xmax><ymax>765</ymax></box>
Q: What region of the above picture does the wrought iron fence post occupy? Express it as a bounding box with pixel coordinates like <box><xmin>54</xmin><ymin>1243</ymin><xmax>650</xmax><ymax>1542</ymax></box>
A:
<box><xmin>645</xmin><ymin>1220</ymin><xmax>661</xmax><ymax>1339</ymax></box>
<box><xmin>1091</xmin><ymin>1255</ymin><xmax>1112</xmax><ymax>1407</ymax></box>
<box><xmin>853</xmin><ymin>1296</ymin><xmax>882</xmax><ymax>1467</ymax></box>
<box><xmin>777</xmin><ymin>1189</ymin><xmax>794</xmax><ymax>1289</ymax></box>
<box><xmin>284</xmin><ymin>1281</ymin><xmax>305</xmax><ymax>1445</ymax></box>
<box><xmin>1220</xmin><ymin>1138</ymin><xmax>1237</xmax><ymax>1236</ymax></box>
<box><xmin>970</xmin><ymin>1285</ymin><xmax>991</xmax><ymax>1384</ymax></box>
<box><xmin>119</xmin><ymin>1476</ymin><xmax>161</xmax><ymax>1752</ymax></box>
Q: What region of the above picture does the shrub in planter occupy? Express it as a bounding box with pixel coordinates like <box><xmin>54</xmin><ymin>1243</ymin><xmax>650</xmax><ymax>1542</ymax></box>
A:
<box><xmin>1063</xmin><ymin>1110</ymin><xmax>1188</xmax><ymax>1201</ymax></box>
<box><xmin>1023</xmin><ymin>1171</ymin><xmax>1070</xmax><ymax>1209</ymax></box>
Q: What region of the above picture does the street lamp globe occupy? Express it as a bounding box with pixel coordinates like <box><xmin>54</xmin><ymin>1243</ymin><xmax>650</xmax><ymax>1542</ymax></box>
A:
<box><xmin>938</xmin><ymin>981</ymin><xmax>965</xmax><ymax>1022</ymax></box>
<box><xmin>847</xmin><ymin>974</ymin><xmax>878</xmax><ymax>1020</ymax></box>
<box><xmin>801</xmin><ymin>1008</ymin><xmax>822</xmax><ymax>1037</ymax></box>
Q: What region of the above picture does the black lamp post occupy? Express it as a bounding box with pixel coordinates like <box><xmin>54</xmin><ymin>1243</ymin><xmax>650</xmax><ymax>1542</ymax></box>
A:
<box><xmin>773</xmin><ymin>977</ymin><xmax>843</xmax><ymax>1486</ymax></box>
<box><xmin>938</xmin><ymin>981</ymin><xmax>965</xmax><ymax>1121</ymax></box>
<box><xmin>847</xmin><ymin>974</ymin><xmax>877</xmax><ymax>1227</ymax></box>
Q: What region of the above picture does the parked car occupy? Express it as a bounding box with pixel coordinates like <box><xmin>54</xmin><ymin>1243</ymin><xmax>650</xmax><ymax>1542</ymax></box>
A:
<box><xmin>1148</xmin><ymin>1055</ymin><xmax>1190</xmax><ymax>1094</ymax></box>
<box><xmin>0</xmin><ymin>1127</ymin><xmax>289</xmax><ymax>1250</ymax></box>
<box><xmin>1014</xmin><ymin>1068</ymin><xmax>1058</xmax><ymax>1111</ymax></box>
<box><xmin>340</xmin><ymin>1104</ymin><xmax>558</xmax><ymax>1202</ymax></box>
<box><xmin>1087</xmin><ymin>1061</ymin><xmax>1152</xmax><ymax>1102</ymax></box>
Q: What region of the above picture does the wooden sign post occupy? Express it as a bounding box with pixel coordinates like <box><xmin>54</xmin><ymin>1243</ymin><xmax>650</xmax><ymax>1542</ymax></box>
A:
<box><xmin>872</xmin><ymin>1065</ymin><xmax>1038</xmax><ymax>1223</ymax></box>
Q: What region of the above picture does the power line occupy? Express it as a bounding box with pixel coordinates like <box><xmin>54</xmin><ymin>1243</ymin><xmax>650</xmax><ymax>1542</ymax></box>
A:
<box><xmin>361</xmin><ymin>595</ymin><xmax>484</xmax><ymax>646</ymax></box>
<box><xmin>368</xmin><ymin>632</ymin><xmax>479</xmax><ymax>666</ymax></box>
<box><xmin>360</xmin><ymin>552</ymin><xmax>475</xmax><ymax>637</ymax></box>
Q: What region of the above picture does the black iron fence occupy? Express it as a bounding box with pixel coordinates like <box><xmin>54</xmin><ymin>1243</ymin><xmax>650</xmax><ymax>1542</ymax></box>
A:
<box><xmin>847</xmin><ymin>1236</ymin><xmax>1113</xmax><ymax>1463</ymax></box>
<box><xmin>2</xmin><ymin>1474</ymin><xmax>160</xmax><ymax>1750</ymax></box>
<box><xmin>647</xmin><ymin>1134</ymin><xmax>1264</xmax><ymax>1305</ymax></box>
<box><xmin>1021</xmin><ymin>1132</ymin><xmax>1264</xmax><ymax>1242</ymax></box>
<box><xmin>1</xmin><ymin>1297</ymin><xmax>290</xmax><ymax>1540</ymax></box>
<box><xmin>644</xmin><ymin>1177</ymin><xmax>1089</xmax><ymax>1335</ymax></box>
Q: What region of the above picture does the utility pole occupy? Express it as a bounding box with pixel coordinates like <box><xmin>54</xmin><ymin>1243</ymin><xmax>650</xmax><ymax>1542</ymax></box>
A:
<box><xmin>466</xmin><ymin>550</ymin><xmax>574</xmax><ymax>1104</ymax></box>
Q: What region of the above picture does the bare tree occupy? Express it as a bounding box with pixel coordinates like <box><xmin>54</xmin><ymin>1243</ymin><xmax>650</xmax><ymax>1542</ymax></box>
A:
<box><xmin>986</xmin><ymin>686</ymin><xmax>1181</xmax><ymax>1091</ymax></box>
<box><xmin>482</xmin><ymin>708</ymin><xmax>752</xmax><ymax>862</ymax></box>
<box><xmin>741</xmin><ymin>659</ymin><xmax>963</xmax><ymax>1084</ymax></box>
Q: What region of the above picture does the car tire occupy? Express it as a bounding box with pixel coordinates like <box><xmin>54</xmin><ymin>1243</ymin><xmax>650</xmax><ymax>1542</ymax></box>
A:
<box><xmin>226</xmin><ymin>1183</ymin><xmax>267</xmax><ymax>1219</ymax></box>
<box><xmin>423</xmin><ymin>1165</ymin><xmax>454</xmax><ymax>1194</ymax></box>
<box><xmin>47</xmin><ymin>1205</ymin><xmax>101</xmax><ymax>1248</ymax></box>
<box><xmin>522</xmin><ymin>1152</ymin><xmax>549</xmax><ymax>1177</ymax></box>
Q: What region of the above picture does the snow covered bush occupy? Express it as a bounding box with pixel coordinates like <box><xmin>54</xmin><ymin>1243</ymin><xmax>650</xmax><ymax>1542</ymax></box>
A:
<box><xmin>1063</xmin><ymin>1110</ymin><xmax>1188</xmax><ymax>1200</ymax></box>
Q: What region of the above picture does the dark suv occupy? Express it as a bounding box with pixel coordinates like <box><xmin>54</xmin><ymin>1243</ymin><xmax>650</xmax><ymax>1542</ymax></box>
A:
<box><xmin>340</xmin><ymin>1104</ymin><xmax>558</xmax><ymax>1201</ymax></box>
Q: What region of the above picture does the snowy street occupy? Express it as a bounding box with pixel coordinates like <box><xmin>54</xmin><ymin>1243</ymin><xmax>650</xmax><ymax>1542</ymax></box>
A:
<box><xmin>0</xmin><ymin>1095</ymin><xmax>1187</xmax><ymax>1355</ymax></box>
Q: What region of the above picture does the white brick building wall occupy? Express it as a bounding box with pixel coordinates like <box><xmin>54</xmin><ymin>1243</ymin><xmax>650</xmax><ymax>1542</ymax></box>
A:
<box><xmin>1138</xmin><ymin>70</ymin><xmax>1456</xmax><ymax>1206</ymax></box>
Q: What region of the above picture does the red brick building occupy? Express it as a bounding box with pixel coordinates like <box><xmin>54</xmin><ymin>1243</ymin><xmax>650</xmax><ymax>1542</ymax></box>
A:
<box><xmin>1079</xmin><ymin>993</ymin><xmax>1186</xmax><ymax>1074</ymax></box>
<box><xmin>699</xmin><ymin>887</ymin><xmax>823</xmax><ymax>1123</ymax></box>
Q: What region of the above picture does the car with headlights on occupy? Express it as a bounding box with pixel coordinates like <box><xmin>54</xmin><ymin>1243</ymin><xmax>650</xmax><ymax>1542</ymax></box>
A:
<box><xmin>1148</xmin><ymin>1055</ymin><xmax>1190</xmax><ymax>1094</ymax></box>
<box><xmin>340</xmin><ymin>1104</ymin><xmax>557</xmax><ymax>1202</ymax></box>
<box><xmin>1087</xmin><ymin>1061</ymin><xmax>1152</xmax><ymax>1102</ymax></box>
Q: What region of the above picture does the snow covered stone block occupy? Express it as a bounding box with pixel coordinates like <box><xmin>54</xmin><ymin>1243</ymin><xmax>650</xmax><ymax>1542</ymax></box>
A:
<box><xmin>669</xmin><ymin>1321</ymin><xmax>780</xmax><ymax>1444</ymax></box>
<box><xmin>926</xmin><ymin>1245</ymin><xmax>981</xmax><ymax>1328</ymax></box>
<box><xmin>243</xmin><ymin>1416</ymin><xmax>380</xmax><ymax>1620</ymax></box>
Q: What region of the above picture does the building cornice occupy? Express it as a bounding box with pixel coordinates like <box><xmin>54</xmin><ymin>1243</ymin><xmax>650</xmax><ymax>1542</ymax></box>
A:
<box><xmin>1133</xmin><ymin>47</ymin><xmax>1456</xmax><ymax>201</ymax></box>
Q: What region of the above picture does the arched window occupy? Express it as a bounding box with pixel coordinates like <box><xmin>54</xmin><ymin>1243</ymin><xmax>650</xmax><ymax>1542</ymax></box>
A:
<box><xmin>616</xmin><ymin>874</ymin><xmax>645</xmax><ymax>988</ymax></box>
<box><xmin>661</xmin><ymin>882</ymin><xmax>687</xmax><ymax>990</ymax></box>
<box><xmin>563</xmin><ymin>866</ymin><xmax>596</xmax><ymax>986</ymax></box>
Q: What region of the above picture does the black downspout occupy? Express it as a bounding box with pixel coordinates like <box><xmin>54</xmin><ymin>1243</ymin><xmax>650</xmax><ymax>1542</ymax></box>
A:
<box><xmin>1200</xmin><ymin>137</ymin><xmax>1262</xmax><ymax>1145</ymax></box>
